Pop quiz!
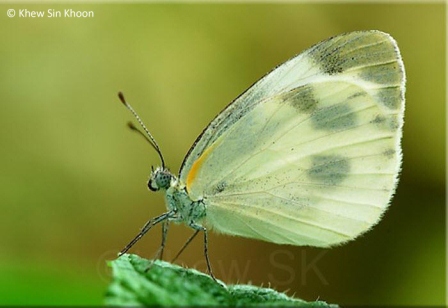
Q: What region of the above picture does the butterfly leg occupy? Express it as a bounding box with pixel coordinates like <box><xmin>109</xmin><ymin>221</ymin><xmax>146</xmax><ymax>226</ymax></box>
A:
<box><xmin>189</xmin><ymin>222</ymin><xmax>217</xmax><ymax>282</ymax></box>
<box><xmin>157</xmin><ymin>220</ymin><xmax>170</xmax><ymax>260</ymax></box>
<box><xmin>119</xmin><ymin>211</ymin><xmax>172</xmax><ymax>256</ymax></box>
<box><xmin>145</xmin><ymin>220</ymin><xmax>170</xmax><ymax>272</ymax></box>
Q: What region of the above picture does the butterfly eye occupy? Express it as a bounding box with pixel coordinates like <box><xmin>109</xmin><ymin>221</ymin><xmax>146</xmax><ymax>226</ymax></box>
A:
<box><xmin>148</xmin><ymin>168</ymin><xmax>173</xmax><ymax>191</ymax></box>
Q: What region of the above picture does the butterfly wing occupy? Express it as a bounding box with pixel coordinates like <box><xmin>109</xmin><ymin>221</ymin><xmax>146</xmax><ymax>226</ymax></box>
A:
<box><xmin>179</xmin><ymin>30</ymin><xmax>405</xmax><ymax>247</ymax></box>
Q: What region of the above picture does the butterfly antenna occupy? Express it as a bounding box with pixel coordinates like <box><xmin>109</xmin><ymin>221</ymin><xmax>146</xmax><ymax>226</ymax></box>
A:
<box><xmin>118</xmin><ymin>92</ymin><xmax>165</xmax><ymax>168</ymax></box>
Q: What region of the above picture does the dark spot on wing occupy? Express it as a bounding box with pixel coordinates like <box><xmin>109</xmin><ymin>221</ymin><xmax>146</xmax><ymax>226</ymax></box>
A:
<box><xmin>370</xmin><ymin>114</ymin><xmax>399</xmax><ymax>131</ymax></box>
<box><xmin>311</xmin><ymin>104</ymin><xmax>356</xmax><ymax>131</ymax></box>
<box><xmin>359</xmin><ymin>62</ymin><xmax>402</xmax><ymax>85</ymax></box>
<box><xmin>208</xmin><ymin>181</ymin><xmax>227</xmax><ymax>195</ymax></box>
<box><xmin>383</xmin><ymin>148</ymin><xmax>396</xmax><ymax>159</ymax></box>
<box><xmin>282</xmin><ymin>85</ymin><xmax>318</xmax><ymax>113</ymax></box>
<box><xmin>307</xmin><ymin>155</ymin><xmax>350</xmax><ymax>186</ymax></box>
<box><xmin>375</xmin><ymin>87</ymin><xmax>402</xmax><ymax>110</ymax></box>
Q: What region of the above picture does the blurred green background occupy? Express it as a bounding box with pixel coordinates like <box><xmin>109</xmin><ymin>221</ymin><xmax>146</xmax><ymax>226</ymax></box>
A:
<box><xmin>0</xmin><ymin>2</ymin><xmax>445</xmax><ymax>306</ymax></box>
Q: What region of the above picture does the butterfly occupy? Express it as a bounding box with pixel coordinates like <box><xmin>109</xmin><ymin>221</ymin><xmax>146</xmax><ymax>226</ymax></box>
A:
<box><xmin>117</xmin><ymin>30</ymin><xmax>406</xmax><ymax>280</ymax></box>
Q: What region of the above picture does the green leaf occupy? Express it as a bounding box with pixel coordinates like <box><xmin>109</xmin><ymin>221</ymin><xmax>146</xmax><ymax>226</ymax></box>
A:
<box><xmin>105</xmin><ymin>254</ymin><xmax>337</xmax><ymax>307</ymax></box>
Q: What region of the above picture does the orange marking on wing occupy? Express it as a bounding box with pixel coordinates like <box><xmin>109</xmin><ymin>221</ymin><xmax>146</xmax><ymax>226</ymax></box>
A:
<box><xmin>186</xmin><ymin>144</ymin><xmax>216</xmax><ymax>192</ymax></box>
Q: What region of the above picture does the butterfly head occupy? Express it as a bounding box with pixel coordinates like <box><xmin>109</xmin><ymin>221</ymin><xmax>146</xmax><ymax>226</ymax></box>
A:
<box><xmin>148</xmin><ymin>166</ymin><xmax>175</xmax><ymax>192</ymax></box>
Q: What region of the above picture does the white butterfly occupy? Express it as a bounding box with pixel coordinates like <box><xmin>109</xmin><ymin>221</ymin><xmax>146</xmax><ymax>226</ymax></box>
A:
<box><xmin>118</xmin><ymin>30</ymin><xmax>406</xmax><ymax>280</ymax></box>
